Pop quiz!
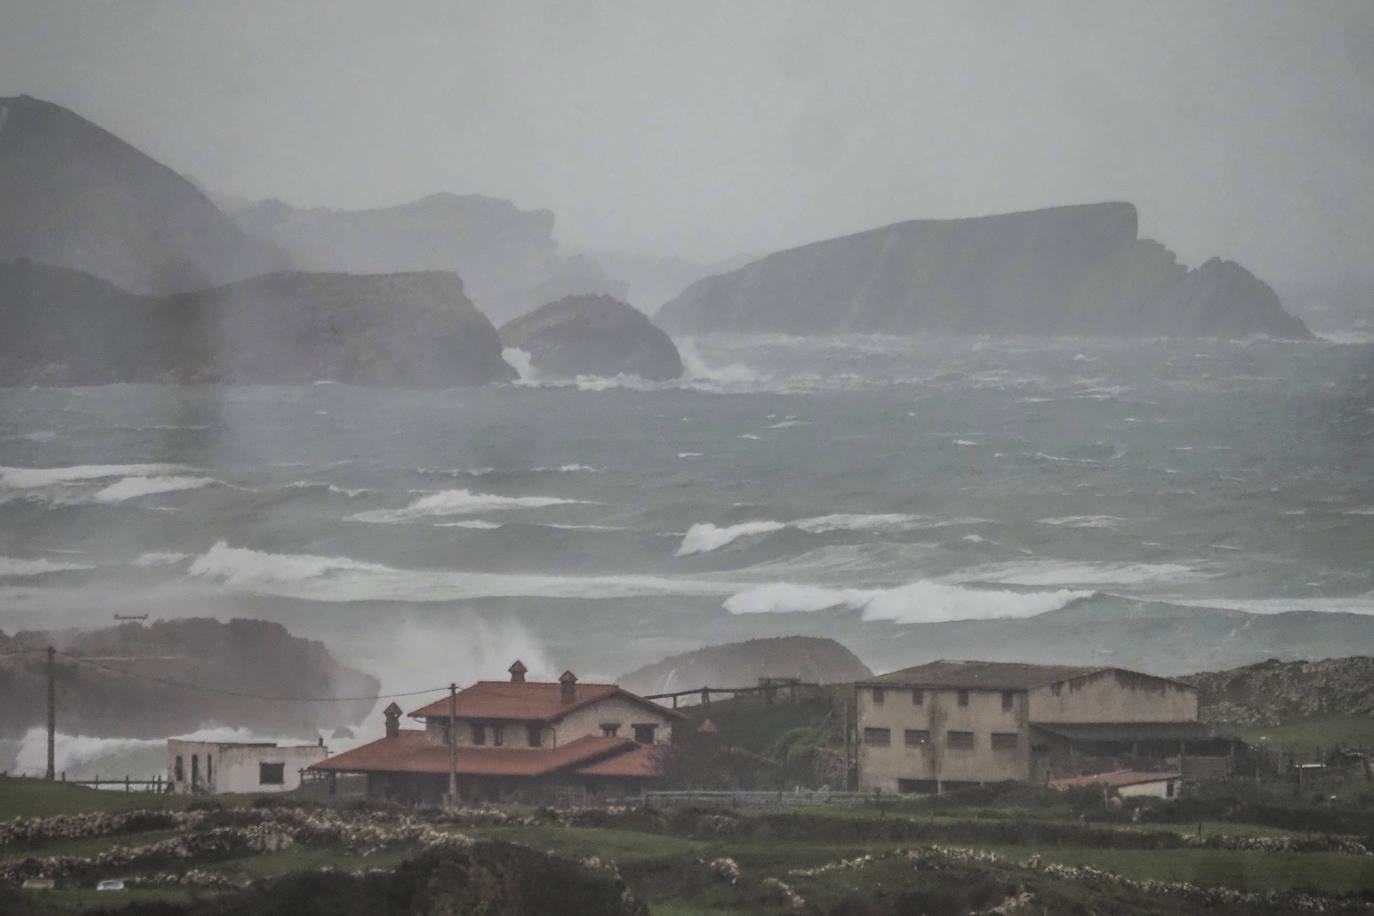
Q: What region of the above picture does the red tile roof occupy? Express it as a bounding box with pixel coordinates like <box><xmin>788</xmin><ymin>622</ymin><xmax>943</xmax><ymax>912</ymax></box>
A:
<box><xmin>309</xmin><ymin>731</ymin><xmax>650</xmax><ymax>778</ymax></box>
<box><xmin>576</xmin><ymin>743</ymin><xmax>663</xmax><ymax>777</ymax></box>
<box><xmin>1050</xmin><ymin>769</ymin><xmax>1181</xmax><ymax>789</ymax></box>
<box><xmin>407</xmin><ymin>681</ymin><xmax>683</xmax><ymax>723</ymax></box>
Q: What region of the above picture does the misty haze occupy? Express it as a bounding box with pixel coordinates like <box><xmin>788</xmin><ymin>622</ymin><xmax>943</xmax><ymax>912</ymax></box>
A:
<box><xmin>1</xmin><ymin>2</ymin><xmax>1373</xmax><ymax>914</ymax></box>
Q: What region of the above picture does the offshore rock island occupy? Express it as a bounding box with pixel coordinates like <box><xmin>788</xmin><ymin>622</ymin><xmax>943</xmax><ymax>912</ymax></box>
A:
<box><xmin>657</xmin><ymin>202</ymin><xmax>1312</xmax><ymax>339</ymax></box>
<box><xmin>499</xmin><ymin>294</ymin><xmax>684</xmax><ymax>381</ymax></box>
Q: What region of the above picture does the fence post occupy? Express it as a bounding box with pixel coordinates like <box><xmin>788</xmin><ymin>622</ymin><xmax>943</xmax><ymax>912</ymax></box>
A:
<box><xmin>125</xmin><ymin>775</ymin><xmax>130</xmax><ymax>792</ymax></box>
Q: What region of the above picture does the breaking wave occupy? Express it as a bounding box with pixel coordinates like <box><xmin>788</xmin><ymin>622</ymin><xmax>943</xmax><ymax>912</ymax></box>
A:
<box><xmin>0</xmin><ymin>463</ymin><xmax>192</xmax><ymax>489</ymax></box>
<box><xmin>184</xmin><ymin>541</ymin><xmax>732</xmax><ymax>603</ymax></box>
<box><xmin>722</xmin><ymin>580</ymin><xmax>1090</xmax><ymax>623</ymax></box>
<box><xmin>0</xmin><ymin>556</ymin><xmax>95</xmax><ymax>577</ymax></box>
<box><xmin>676</xmin><ymin>513</ymin><xmax>930</xmax><ymax>556</ymax></box>
<box><xmin>958</xmin><ymin>560</ymin><xmax>1205</xmax><ymax>588</ymax></box>
<box><xmin>351</xmin><ymin>488</ymin><xmax>593</xmax><ymax>523</ymax></box>
<box><xmin>93</xmin><ymin>475</ymin><xmax>218</xmax><ymax>503</ymax></box>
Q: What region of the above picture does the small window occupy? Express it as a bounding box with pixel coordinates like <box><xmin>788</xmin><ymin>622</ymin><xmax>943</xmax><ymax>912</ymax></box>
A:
<box><xmin>1002</xmin><ymin>691</ymin><xmax>1015</xmax><ymax>711</ymax></box>
<box><xmin>946</xmin><ymin>730</ymin><xmax>975</xmax><ymax>750</ymax></box>
<box><xmin>441</xmin><ymin>722</ymin><xmax>452</xmax><ymax>745</ymax></box>
<box><xmin>633</xmin><ymin>724</ymin><xmax>657</xmax><ymax>744</ymax></box>
<box><xmin>904</xmin><ymin>729</ymin><xmax>930</xmax><ymax>747</ymax></box>
<box><xmin>174</xmin><ymin>755</ymin><xmax>184</xmax><ymax>782</ymax></box>
<box><xmin>991</xmin><ymin>732</ymin><xmax>1018</xmax><ymax>750</ymax></box>
<box><xmin>259</xmin><ymin>762</ymin><xmax>285</xmax><ymax>785</ymax></box>
<box><xmin>472</xmin><ymin>723</ymin><xmax>486</xmax><ymax>746</ymax></box>
<box><xmin>601</xmin><ymin>723</ymin><xmax>619</xmax><ymax>737</ymax></box>
<box><xmin>911</xmin><ymin>688</ymin><xmax>924</xmax><ymax>705</ymax></box>
<box><xmin>872</xmin><ymin>687</ymin><xmax>884</xmax><ymax>705</ymax></box>
<box><xmin>957</xmin><ymin>689</ymin><xmax>969</xmax><ymax>707</ymax></box>
<box><xmin>493</xmin><ymin>724</ymin><xmax>505</xmax><ymax>747</ymax></box>
<box><xmin>206</xmin><ymin>755</ymin><xmax>212</xmax><ymax>783</ymax></box>
<box><xmin>191</xmin><ymin>754</ymin><xmax>199</xmax><ymax>786</ymax></box>
<box><xmin>863</xmin><ymin>727</ymin><xmax>891</xmax><ymax>747</ymax></box>
<box><xmin>1166</xmin><ymin>780</ymin><xmax>1175</xmax><ymax>799</ymax></box>
<box><xmin>527</xmin><ymin>725</ymin><xmax>542</xmax><ymax>747</ymax></box>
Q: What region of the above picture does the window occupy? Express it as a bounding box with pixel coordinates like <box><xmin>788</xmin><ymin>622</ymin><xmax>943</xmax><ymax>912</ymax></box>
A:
<box><xmin>206</xmin><ymin>755</ymin><xmax>212</xmax><ymax>784</ymax></box>
<box><xmin>259</xmin><ymin>762</ymin><xmax>285</xmax><ymax>785</ymax></box>
<box><xmin>911</xmin><ymin>688</ymin><xmax>924</xmax><ymax>705</ymax></box>
<box><xmin>633</xmin><ymin>724</ymin><xmax>657</xmax><ymax>744</ymax></box>
<box><xmin>441</xmin><ymin>722</ymin><xmax>452</xmax><ymax>745</ymax></box>
<box><xmin>991</xmin><ymin>732</ymin><xmax>1018</xmax><ymax>751</ymax></box>
<box><xmin>863</xmin><ymin>727</ymin><xmax>891</xmax><ymax>747</ymax></box>
<box><xmin>872</xmin><ymin>687</ymin><xmax>884</xmax><ymax>705</ymax></box>
<box><xmin>1166</xmin><ymin>780</ymin><xmax>1175</xmax><ymax>799</ymax></box>
<box><xmin>472</xmin><ymin>723</ymin><xmax>486</xmax><ymax>746</ymax></box>
<box><xmin>1002</xmin><ymin>691</ymin><xmax>1015</xmax><ymax>711</ymax></box>
<box><xmin>493</xmin><ymin>724</ymin><xmax>505</xmax><ymax>747</ymax></box>
<box><xmin>946</xmin><ymin>730</ymin><xmax>975</xmax><ymax>750</ymax></box>
<box><xmin>174</xmin><ymin>755</ymin><xmax>184</xmax><ymax>782</ymax></box>
<box><xmin>527</xmin><ymin>725</ymin><xmax>542</xmax><ymax>747</ymax></box>
<box><xmin>600</xmin><ymin>723</ymin><xmax>619</xmax><ymax>737</ymax></box>
<box><xmin>904</xmin><ymin>729</ymin><xmax>930</xmax><ymax>747</ymax></box>
<box><xmin>957</xmin><ymin>689</ymin><xmax>969</xmax><ymax>707</ymax></box>
<box><xmin>191</xmin><ymin>754</ymin><xmax>199</xmax><ymax>786</ymax></box>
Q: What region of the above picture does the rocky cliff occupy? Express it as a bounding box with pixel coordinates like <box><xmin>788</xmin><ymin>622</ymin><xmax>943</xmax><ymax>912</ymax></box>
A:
<box><xmin>231</xmin><ymin>193</ymin><xmax>625</xmax><ymax>326</ymax></box>
<box><xmin>0</xmin><ymin>96</ymin><xmax>289</xmax><ymax>295</ymax></box>
<box><xmin>657</xmin><ymin>202</ymin><xmax>1312</xmax><ymax>339</ymax></box>
<box><xmin>1182</xmin><ymin>657</ymin><xmax>1374</xmax><ymax>726</ymax></box>
<box><xmin>0</xmin><ymin>260</ymin><xmax>515</xmax><ymax>386</ymax></box>
<box><xmin>0</xmin><ymin>618</ymin><xmax>379</xmax><ymax>739</ymax></box>
<box><xmin>499</xmin><ymin>294</ymin><xmax>684</xmax><ymax>380</ymax></box>
<box><xmin>618</xmin><ymin>636</ymin><xmax>873</xmax><ymax>696</ymax></box>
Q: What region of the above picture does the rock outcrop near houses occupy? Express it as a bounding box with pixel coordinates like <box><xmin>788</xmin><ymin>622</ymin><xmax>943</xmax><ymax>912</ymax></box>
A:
<box><xmin>0</xmin><ymin>260</ymin><xmax>515</xmax><ymax>386</ymax></box>
<box><xmin>0</xmin><ymin>619</ymin><xmax>379</xmax><ymax>739</ymax></box>
<box><xmin>656</xmin><ymin>202</ymin><xmax>1312</xmax><ymax>340</ymax></box>
<box><xmin>0</xmin><ymin>95</ymin><xmax>290</xmax><ymax>296</ymax></box>
<box><xmin>499</xmin><ymin>294</ymin><xmax>684</xmax><ymax>380</ymax></box>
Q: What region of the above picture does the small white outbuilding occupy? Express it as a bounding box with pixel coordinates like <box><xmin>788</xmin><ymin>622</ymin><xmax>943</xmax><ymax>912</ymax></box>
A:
<box><xmin>166</xmin><ymin>738</ymin><xmax>327</xmax><ymax>795</ymax></box>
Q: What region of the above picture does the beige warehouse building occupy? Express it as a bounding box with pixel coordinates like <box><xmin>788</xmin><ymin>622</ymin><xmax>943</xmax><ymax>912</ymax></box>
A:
<box><xmin>856</xmin><ymin>660</ymin><xmax>1233</xmax><ymax>793</ymax></box>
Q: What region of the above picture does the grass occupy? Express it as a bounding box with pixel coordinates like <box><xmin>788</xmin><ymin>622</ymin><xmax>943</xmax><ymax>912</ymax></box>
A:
<box><xmin>0</xmin><ymin>886</ymin><xmax>201</xmax><ymax>915</ymax></box>
<box><xmin>0</xmin><ymin>778</ymin><xmax>183</xmax><ymax>818</ymax></box>
<box><xmin>1234</xmin><ymin>715</ymin><xmax>1374</xmax><ymax>754</ymax></box>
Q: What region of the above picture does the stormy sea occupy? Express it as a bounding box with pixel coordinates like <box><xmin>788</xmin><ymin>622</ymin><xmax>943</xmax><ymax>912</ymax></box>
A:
<box><xmin>2</xmin><ymin>334</ymin><xmax>1372</xmax><ymax>773</ymax></box>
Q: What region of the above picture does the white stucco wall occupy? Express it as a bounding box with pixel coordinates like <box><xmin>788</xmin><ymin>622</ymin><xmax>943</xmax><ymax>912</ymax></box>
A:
<box><xmin>166</xmin><ymin>740</ymin><xmax>327</xmax><ymax>795</ymax></box>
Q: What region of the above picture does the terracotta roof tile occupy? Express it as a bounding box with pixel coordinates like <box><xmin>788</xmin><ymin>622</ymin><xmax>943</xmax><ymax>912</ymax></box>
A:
<box><xmin>1050</xmin><ymin>769</ymin><xmax>1181</xmax><ymax>789</ymax></box>
<box><xmin>408</xmin><ymin>681</ymin><xmax>683</xmax><ymax>722</ymax></box>
<box><xmin>309</xmin><ymin>732</ymin><xmax>644</xmax><ymax>777</ymax></box>
<box><xmin>576</xmin><ymin>743</ymin><xmax>663</xmax><ymax>777</ymax></box>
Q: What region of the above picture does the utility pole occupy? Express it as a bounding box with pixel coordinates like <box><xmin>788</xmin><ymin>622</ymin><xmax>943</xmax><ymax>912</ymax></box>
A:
<box><xmin>447</xmin><ymin>682</ymin><xmax>457</xmax><ymax>804</ymax></box>
<box><xmin>46</xmin><ymin>646</ymin><xmax>55</xmax><ymax>781</ymax></box>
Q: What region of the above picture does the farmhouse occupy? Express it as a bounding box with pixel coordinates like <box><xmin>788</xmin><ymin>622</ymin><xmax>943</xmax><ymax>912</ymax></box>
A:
<box><xmin>309</xmin><ymin>661</ymin><xmax>682</xmax><ymax>804</ymax></box>
<box><xmin>165</xmin><ymin>738</ymin><xmax>327</xmax><ymax>795</ymax></box>
<box><xmin>856</xmin><ymin>660</ymin><xmax>1239</xmax><ymax>793</ymax></box>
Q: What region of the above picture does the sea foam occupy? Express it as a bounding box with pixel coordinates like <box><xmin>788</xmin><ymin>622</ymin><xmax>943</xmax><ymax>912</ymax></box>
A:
<box><xmin>93</xmin><ymin>475</ymin><xmax>218</xmax><ymax>503</ymax></box>
<box><xmin>0</xmin><ymin>556</ymin><xmax>95</xmax><ymax>576</ymax></box>
<box><xmin>0</xmin><ymin>463</ymin><xmax>192</xmax><ymax>489</ymax></box>
<box><xmin>676</xmin><ymin>513</ymin><xmax>926</xmax><ymax>556</ymax></box>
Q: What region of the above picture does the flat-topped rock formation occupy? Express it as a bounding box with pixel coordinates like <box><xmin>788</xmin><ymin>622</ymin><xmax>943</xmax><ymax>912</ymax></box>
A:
<box><xmin>500</xmin><ymin>294</ymin><xmax>683</xmax><ymax>380</ymax></box>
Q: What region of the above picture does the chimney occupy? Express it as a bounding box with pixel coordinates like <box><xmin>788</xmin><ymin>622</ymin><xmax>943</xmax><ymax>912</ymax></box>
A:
<box><xmin>383</xmin><ymin>701</ymin><xmax>402</xmax><ymax>739</ymax></box>
<box><xmin>559</xmin><ymin>670</ymin><xmax>578</xmax><ymax>704</ymax></box>
<box><xmin>508</xmin><ymin>660</ymin><xmax>527</xmax><ymax>683</ymax></box>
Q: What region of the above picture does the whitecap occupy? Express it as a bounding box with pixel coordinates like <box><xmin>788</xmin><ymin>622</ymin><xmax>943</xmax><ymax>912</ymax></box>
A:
<box><xmin>0</xmin><ymin>463</ymin><xmax>192</xmax><ymax>489</ymax></box>
<box><xmin>0</xmin><ymin>556</ymin><xmax>95</xmax><ymax>576</ymax></box>
<box><xmin>1036</xmin><ymin>515</ymin><xmax>1126</xmax><ymax>529</ymax></box>
<box><xmin>351</xmin><ymin>488</ymin><xmax>593</xmax><ymax>523</ymax></box>
<box><xmin>133</xmin><ymin>552</ymin><xmax>192</xmax><ymax>567</ymax></box>
<box><xmin>677</xmin><ymin>521</ymin><xmax>788</xmax><ymax>556</ymax></box>
<box><xmin>958</xmin><ymin>560</ymin><xmax>1204</xmax><ymax>588</ymax></box>
<box><xmin>764</xmin><ymin>419</ymin><xmax>809</xmax><ymax>429</ymax></box>
<box><xmin>435</xmin><ymin>520</ymin><xmax>504</xmax><ymax>529</ymax></box>
<box><xmin>722</xmin><ymin>580</ymin><xmax>1089</xmax><ymax>623</ymax></box>
<box><xmin>93</xmin><ymin>475</ymin><xmax>218</xmax><ymax>503</ymax></box>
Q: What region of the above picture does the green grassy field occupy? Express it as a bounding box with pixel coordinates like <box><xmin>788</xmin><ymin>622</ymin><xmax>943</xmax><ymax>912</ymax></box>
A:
<box><xmin>1235</xmin><ymin>715</ymin><xmax>1374</xmax><ymax>754</ymax></box>
<box><xmin>4</xmin><ymin>774</ymin><xmax>1374</xmax><ymax>914</ymax></box>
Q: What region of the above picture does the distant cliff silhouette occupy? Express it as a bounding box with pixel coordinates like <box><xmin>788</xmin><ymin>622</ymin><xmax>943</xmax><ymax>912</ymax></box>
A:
<box><xmin>658</xmin><ymin>203</ymin><xmax>1311</xmax><ymax>339</ymax></box>
<box><xmin>0</xmin><ymin>95</ymin><xmax>289</xmax><ymax>295</ymax></box>
<box><xmin>231</xmin><ymin>193</ymin><xmax>625</xmax><ymax>325</ymax></box>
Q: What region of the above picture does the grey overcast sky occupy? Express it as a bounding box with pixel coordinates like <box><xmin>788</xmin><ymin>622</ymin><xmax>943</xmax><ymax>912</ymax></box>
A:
<box><xmin>1</xmin><ymin>0</ymin><xmax>1371</xmax><ymax>285</ymax></box>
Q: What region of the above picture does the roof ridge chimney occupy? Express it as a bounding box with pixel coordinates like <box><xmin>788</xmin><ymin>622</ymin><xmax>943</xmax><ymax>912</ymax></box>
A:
<box><xmin>508</xmin><ymin>659</ymin><xmax>527</xmax><ymax>683</ymax></box>
<box><xmin>559</xmin><ymin>669</ymin><xmax>577</xmax><ymax>704</ymax></box>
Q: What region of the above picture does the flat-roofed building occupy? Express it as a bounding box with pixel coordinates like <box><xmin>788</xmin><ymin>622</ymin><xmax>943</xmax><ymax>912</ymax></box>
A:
<box><xmin>855</xmin><ymin>660</ymin><xmax>1229</xmax><ymax>793</ymax></box>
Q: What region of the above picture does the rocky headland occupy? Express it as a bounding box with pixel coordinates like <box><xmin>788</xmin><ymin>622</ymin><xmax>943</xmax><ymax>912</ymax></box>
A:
<box><xmin>0</xmin><ymin>260</ymin><xmax>515</xmax><ymax>386</ymax></box>
<box><xmin>657</xmin><ymin>202</ymin><xmax>1312</xmax><ymax>339</ymax></box>
<box><xmin>0</xmin><ymin>95</ymin><xmax>289</xmax><ymax>296</ymax></box>
<box><xmin>618</xmin><ymin>636</ymin><xmax>873</xmax><ymax>696</ymax></box>
<box><xmin>499</xmin><ymin>294</ymin><xmax>684</xmax><ymax>380</ymax></box>
<box><xmin>0</xmin><ymin>618</ymin><xmax>378</xmax><ymax>739</ymax></box>
<box><xmin>230</xmin><ymin>193</ymin><xmax>625</xmax><ymax>326</ymax></box>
